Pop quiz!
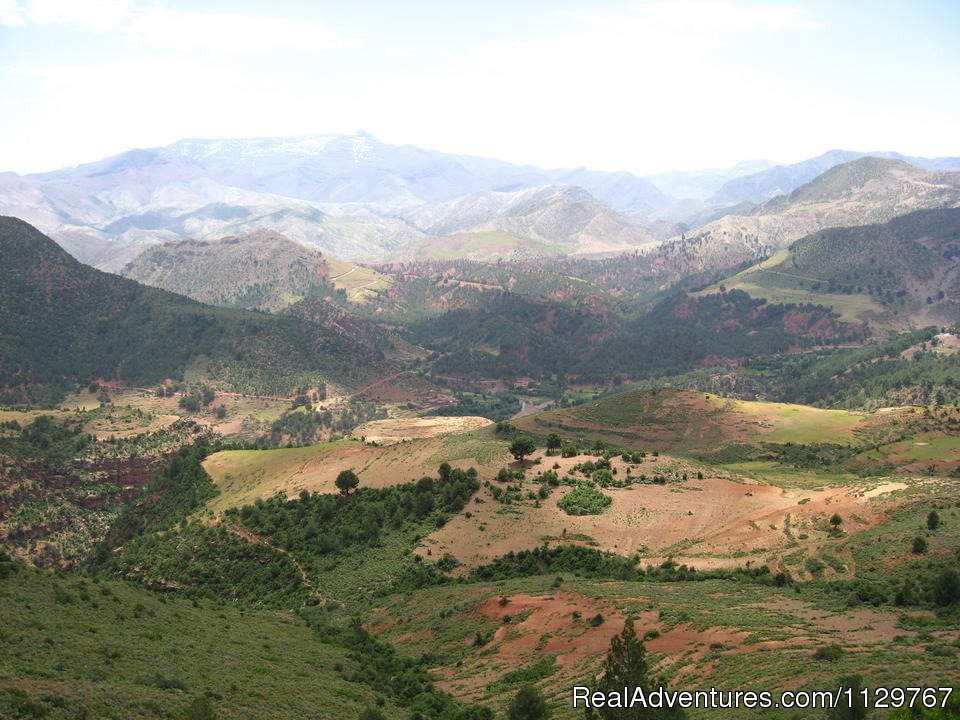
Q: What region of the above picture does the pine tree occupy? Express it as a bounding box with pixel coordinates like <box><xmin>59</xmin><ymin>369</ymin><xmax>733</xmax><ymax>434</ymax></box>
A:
<box><xmin>585</xmin><ymin>618</ymin><xmax>684</xmax><ymax>719</ymax></box>
<box><xmin>826</xmin><ymin>675</ymin><xmax>868</xmax><ymax>720</ymax></box>
<box><xmin>508</xmin><ymin>685</ymin><xmax>551</xmax><ymax>720</ymax></box>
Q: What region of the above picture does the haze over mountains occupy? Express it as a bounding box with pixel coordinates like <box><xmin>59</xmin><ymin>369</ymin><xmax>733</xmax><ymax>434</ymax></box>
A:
<box><xmin>2</xmin><ymin>132</ymin><xmax>959</xmax><ymax>270</ymax></box>
<box><xmin>656</xmin><ymin>157</ymin><xmax>960</xmax><ymax>275</ymax></box>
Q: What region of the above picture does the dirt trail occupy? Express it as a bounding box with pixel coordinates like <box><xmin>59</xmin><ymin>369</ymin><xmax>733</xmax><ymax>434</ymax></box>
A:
<box><xmin>337</xmin><ymin>369</ymin><xmax>414</xmax><ymax>402</ymax></box>
<box><xmin>222</xmin><ymin>523</ymin><xmax>326</xmax><ymax>606</ymax></box>
<box><xmin>117</xmin><ymin>385</ymin><xmax>296</xmax><ymax>403</ymax></box>
<box><xmin>328</xmin><ymin>266</ymin><xmax>358</xmax><ymax>281</ymax></box>
<box><xmin>347</xmin><ymin>279</ymin><xmax>386</xmax><ymax>299</ymax></box>
<box><xmin>511</xmin><ymin>400</ymin><xmax>552</xmax><ymax>419</ymax></box>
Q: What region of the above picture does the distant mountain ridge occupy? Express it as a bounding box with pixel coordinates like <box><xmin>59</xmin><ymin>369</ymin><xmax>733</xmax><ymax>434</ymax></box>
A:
<box><xmin>1</xmin><ymin>132</ymin><xmax>670</xmax><ymax>263</ymax></box>
<box><xmin>654</xmin><ymin>157</ymin><xmax>960</xmax><ymax>275</ymax></box>
<box><xmin>1</xmin><ymin>133</ymin><xmax>958</xmax><ymax>267</ymax></box>
<box><xmin>394</xmin><ymin>185</ymin><xmax>657</xmax><ymax>259</ymax></box>
<box><xmin>709</xmin><ymin>149</ymin><xmax>960</xmax><ymax>205</ymax></box>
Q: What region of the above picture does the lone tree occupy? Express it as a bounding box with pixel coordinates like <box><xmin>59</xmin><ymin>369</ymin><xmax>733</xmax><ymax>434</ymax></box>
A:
<box><xmin>510</xmin><ymin>436</ymin><xmax>537</xmax><ymax>464</ymax></box>
<box><xmin>335</xmin><ymin>469</ymin><xmax>359</xmax><ymax>496</ymax></box>
<box><xmin>546</xmin><ymin>433</ymin><xmax>563</xmax><ymax>451</ymax></box>
<box><xmin>830</xmin><ymin>513</ymin><xmax>843</xmax><ymax>531</ymax></box>
<box><xmin>508</xmin><ymin>685</ymin><xmax>551</xmax><ymax>720</ymax></box>
<box><xmin>585</xmin><ymin>618</ymin><xmax>684</xmax><ymax>719</ymax></box>
<box><xmin>934</xmin><ymin>567</ymin><xmax>960</xmax><ymax>606</ymax></box>
<box><xmin>927</xmin><ymin>510</ymin><xmax>941</xmax><ymax>530</ymax></box>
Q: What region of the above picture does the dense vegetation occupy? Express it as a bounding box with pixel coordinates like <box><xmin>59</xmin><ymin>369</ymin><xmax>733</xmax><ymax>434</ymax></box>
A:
<box><xmin>468</xmin><ymin>545</ymin><xmax>778</xmax><ymax>584</ymax></box>
<box><xmin>226</xmin><ymin>467</ymin><xmax>479</xmax><ymax>577</ymax></box>
<box><xmin>745</xmin><ymin>329</ymin><xmax>960</xmax><ymax>408</ymax></box>
<box><xmin>0</xmin><ymin>217</ymin><xmax>387</xmax><ymax>404</ymax></box>
<box><xmin>556</xmin><ymin>481</ymin><xmax>612</xmax><ymax>515</ymax></box>
<box><xmin>304</xmin><ymin>611</ymin><xmax>494</xmax><ymax>720</ymax></box>
<box><xmin>92</xmin><ymin>454</ymin><xmax>480</xmax><ymax>605</ymax></box>
<box><xmin>260</xmin><ymin>397</ymin><xmax>387</xmax><ymax>447</ymax></box>
<box><xmin>410</xmin><ymin>288</ymin><xmax>863</xmax><ymax>385</ymax></box>
<box><xmin>427</xmin><ymin>391</ymin><xmax>522</xmax><ymax>421</ymax></box>
<box><xmin>0</xmin><ymin>414</ymin><xmax>91</xmax><ymax>469</ymax></box>
<box><xmin>0</xmin><ymin>555</ymin><xmax>411</xmax><ymax>720</ymax></box>
<box><xmin>98</xmin><ymin>443</ymin><xmax>222</xmax><ymax>550</ymax></box>
<box><xmin>627</xmin><ymin>327</ymin><xmax>960</xmax><ymax>410</ymax></box>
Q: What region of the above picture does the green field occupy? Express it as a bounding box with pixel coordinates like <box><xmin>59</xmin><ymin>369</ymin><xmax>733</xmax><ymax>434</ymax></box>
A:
<box><xmin>701</xmin><ymin>250</ymin><xmax>885</xmax><ymax>324</ymax></box>
<box><xmin>325</xmin><ymin>257</ymin><xmax>394</xmax><ymax>302</ymax></box>
<box><xmin>202</xmin><ymin>429</ymin><xmax>509</xmax><ymax>515</ymax></box>
<box><xmin>727</xmin><ymin>398</ymin><xmax>867</xmax><ymax>444</ymax></box>
<box><xmin>514</xmin><ymin>389</ymin><xmax>877</xmax><ymax>455</ymax></box>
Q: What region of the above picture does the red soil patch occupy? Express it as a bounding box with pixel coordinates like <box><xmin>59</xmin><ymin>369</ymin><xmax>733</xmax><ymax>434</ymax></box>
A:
<box><xmin>437</xmin><ymin>592</ymin><xmax>634</xmax><ymax>701</ymax></box>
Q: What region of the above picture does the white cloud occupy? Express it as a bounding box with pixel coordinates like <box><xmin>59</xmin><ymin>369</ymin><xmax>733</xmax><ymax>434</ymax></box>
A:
<box><xmin>20</xmin><ymin>0</ymin><xmax>133</xmax><ymax>30</ymax></box>
<box><xmin>0</xmin><ymin>0</ymin><xmax>24</xmax><ymax>25</ymax></box>
<box><xmin>376</xmin><ymin>1</ymin><xmax>820</xmax><ymax>172</ymax></box>
<box><xmin>562</xmin><ymin>1</ymin><xmax>818</xmax><ymax>35</ymax></box>
<box><xmin>0</xmin><ymin>1</ymin><xmax>357</xmax><ymax>50</ymax></box>
<box><xmin>124</xmin><ymin>4</ymin><xmax>359</xmax><ymax>53</ymax></box>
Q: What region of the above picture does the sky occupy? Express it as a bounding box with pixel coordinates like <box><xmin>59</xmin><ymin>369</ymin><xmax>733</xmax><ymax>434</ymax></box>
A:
<box><xmin>0</xmin><ymin>0</ymin><xmax>958</xmax><ymax>175</ymax></box>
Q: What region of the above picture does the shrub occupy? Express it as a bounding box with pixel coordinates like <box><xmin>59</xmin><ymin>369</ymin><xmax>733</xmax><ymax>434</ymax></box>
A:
<box><xmin>933</xmin><ymin>568</ymin><xmax>960</xmax><ymax>606</ymax></box>
<box><xmin>557</xmin><ymin>482</ymin><xmax>612</xmax><ymax>516</ymax></box>
<box><xmin>507</xmin><ymin>685</ymin><xmax>550</xmax><ymax>720</ymax></box>
<box><xmin>813</xmin><ymin>644</ymin><xmax>844</xmax><ymax>662</ymax></box>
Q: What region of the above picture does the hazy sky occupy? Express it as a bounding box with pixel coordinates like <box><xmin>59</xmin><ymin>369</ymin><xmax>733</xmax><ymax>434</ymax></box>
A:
<box><xmin>1</xmin><ymin>0</ymin><xmax>958</xmax><ymax>175</ymax></box>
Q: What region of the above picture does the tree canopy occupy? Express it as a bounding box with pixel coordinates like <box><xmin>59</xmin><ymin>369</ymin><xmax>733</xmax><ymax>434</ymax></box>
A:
<box><xmin>510</xmin><ymin>436</ymin><xmax>537</xmax><ymax>463</ymax></box>
<box><xmin>336</xmin><ymin>469</ymin><xmax>360</xmax><ymax>495</ymax></box>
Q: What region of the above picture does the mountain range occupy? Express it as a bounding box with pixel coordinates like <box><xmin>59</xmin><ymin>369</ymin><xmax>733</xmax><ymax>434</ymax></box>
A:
<box><xmin>2</xmin><ymin>132</ymin><xmax>959</xmax><ymax>269</ymax></box>
<box><xmin>654</xmin><ymin>157</ymin><xmax>960</xmax><ymax>275</ymax></box>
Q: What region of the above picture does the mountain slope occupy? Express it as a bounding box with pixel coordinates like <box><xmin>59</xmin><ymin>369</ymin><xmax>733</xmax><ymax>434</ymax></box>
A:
<box><xmin>409</xmin><ymin>287</ymin><xmax>863</xmax><ymax>385</ymax></box>
<box><xmin>705</xmin><ymin>207</ymin><xmax>960</xmax><ymax>327</ymax></box>
<box><xmin>645</xmin><ymin>159</ymin><xmax>776</xmax><ymax>201</ymax></box>
<box><xmin>119</xmin><ymin>231</ymin><xmax>339</xmax><ymax>311</ymax></box>
<box><xmin>709</xmin><ymin>149</ymin><xmax>960</xmax><ymax>205</ymax></box>
<box><xmin>0</xmin><ymin>562</ymin><xmax>408</xmax><ymax>720</ymax></box>
<box><xmin>656</xmin><ymin>158</ymin><xmax>960</xmax><ymax>275</ymax></box>
<box><xmin>395</xmin><ymin>185</ymin><xmax>657</xmax><ymax>259</ymax></box>
<box><xmin>0</xmin><ymin>217</ymin><xmax>388</xmax><ymax>403</ymax></box>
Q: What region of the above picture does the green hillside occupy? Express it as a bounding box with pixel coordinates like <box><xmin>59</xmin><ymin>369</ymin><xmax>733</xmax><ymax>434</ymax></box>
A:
<box><xmin>0</xmin><ymin>217</ymin><xmax>389</xmax><ymax>404</ymax></box>
<box><xmin>0</xmin><ymin>556</ymin><xmax>407</xmax><ymax>720</ymax></box>
<box><xmin>411</xmin><ymin>287</ymin><xmax>864</xmax><ymax>384</ymax></box>
<box><xmin>706</xmin><ymin>208</ymin><xmax>960</xmax><ymax>326</ymax></box>
<box><xmin>767</xmin><ymin>157</ymin><xmax>918</xmax><ymax>207</ymax></box>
